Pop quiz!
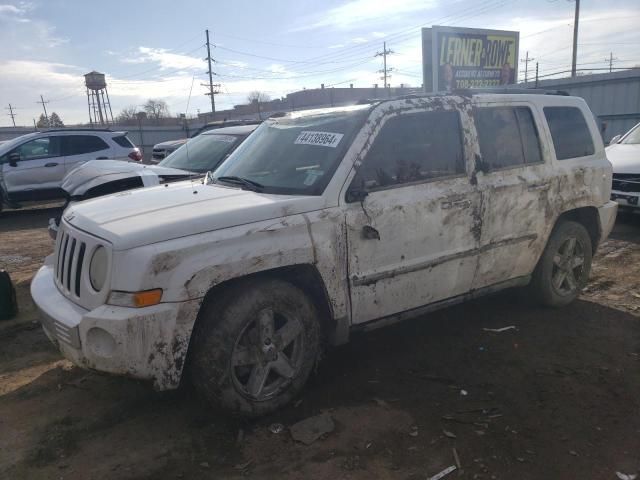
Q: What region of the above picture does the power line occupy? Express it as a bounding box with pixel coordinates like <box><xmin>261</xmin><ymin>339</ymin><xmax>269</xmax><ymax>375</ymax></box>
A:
<box><xmin>375</xmin><ymin>42</ymin><xmax>394</xmax><ymax>90</ymax></box>
<box><xmin>204</xmin><ymin>29</ymin><xmax>218</xmax><ymax>114</ymax></box>
<box><xmin>521</xmin><ymin>51</ymin><xmax>535</xmax><ymax>85</ymax></box>
<box><xmin>37</xmin><ymin>95</ymin><xmax>49</xmax><ymax>123</ymax></box>
<box><xmin>5</xmin><ymin>104</ymin><xmax>16</xmax><ymax>127</ymax></box>
<box><xmin>212</xmin><ymin>0</ymin><xmax>506</xmax><ymax>73</ymax></box>
<box><xmin>605</xmin><ymin>52</ymin><xmax>619</xmax><ymax>73</ymax></box>
<box><xmin>571</xmin><ymin>0</ymin><xmax>580</xmax><ymax>77</ymax></box>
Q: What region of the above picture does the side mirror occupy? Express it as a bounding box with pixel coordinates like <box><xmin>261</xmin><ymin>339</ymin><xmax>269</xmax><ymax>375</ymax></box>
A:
<box><xmin>346</xmin><ymin>188</ymin><xmax>369</xmax><ymax>203</ymax></box>
<box><xmin>609</xmin><ymin>134</ymin><xmax>621</xmax><ymax>145</ymax></box>
<box><xmin>8</xmin><ymin>152</ymin><xmax>20</xmax><ymax>167</ymax></box>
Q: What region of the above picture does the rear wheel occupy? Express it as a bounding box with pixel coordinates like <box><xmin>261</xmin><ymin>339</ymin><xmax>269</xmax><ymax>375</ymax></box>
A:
<box><xmin>190</xmin><ymin>278</ymin><xmax>320</xmax><ymax>416</ymax></box>
<box><xmin>529</xmin><ymin>220</ymin><xmax>592</xmax><ymax>307</ymax></box>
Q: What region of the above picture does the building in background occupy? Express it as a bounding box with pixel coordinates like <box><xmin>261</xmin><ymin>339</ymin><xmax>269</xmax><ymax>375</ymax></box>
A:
<box><xmin>537</xmin><ymin>69</ymin><xmax>640</xmax><ymax>143</ymax></box>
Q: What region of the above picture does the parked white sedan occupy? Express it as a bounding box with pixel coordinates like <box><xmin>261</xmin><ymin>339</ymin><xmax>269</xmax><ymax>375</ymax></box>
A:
<box><xmin>607</xmin><ymin>122</ymin><xmax>640</xmax><ymax>211</ymax></box>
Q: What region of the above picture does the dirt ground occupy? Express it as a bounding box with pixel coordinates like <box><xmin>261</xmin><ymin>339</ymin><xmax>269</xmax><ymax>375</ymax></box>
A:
<box><xmin>1</xmin><ymin>206</ymin><xmax>639</xmax><ymax>480</ymax></box>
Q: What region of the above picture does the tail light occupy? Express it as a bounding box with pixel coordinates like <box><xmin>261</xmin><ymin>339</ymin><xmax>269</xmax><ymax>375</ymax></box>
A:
<box><xmin>128</xmin><ymin>150</ymin><xmax>142</xmax><ymax>161</ymax></box>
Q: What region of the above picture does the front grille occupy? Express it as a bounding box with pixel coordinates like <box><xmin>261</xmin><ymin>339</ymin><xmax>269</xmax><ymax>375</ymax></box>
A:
<box><xmin>152</xmin><ymin>149</ymin><xmax>166</xmax><ymax>160</ymax></box>
<box><xmin>55</xmin><ymin>228</ymin><xmax>87</xmax><ymax>299</ymax></box>
<box><xmin>612</xmin><ymin>173</ymin><xmax>640</xmax><ymax>193</ymax></box>
<box><xmin>53</xmin><ymin>221</ymin><xmax>111</xmax><ymax>310</ymax></box>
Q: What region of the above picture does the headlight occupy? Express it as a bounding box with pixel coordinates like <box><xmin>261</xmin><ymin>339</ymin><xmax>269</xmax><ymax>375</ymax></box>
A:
<box><xmin>89</xmin><ymin>246</ymin><xmax>108</xmax><ymax>291</ymax></box>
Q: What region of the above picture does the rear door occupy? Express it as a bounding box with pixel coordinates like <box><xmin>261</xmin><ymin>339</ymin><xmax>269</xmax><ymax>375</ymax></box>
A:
<box><xmin>63</xmin><ymin>134</ymin><xmax>113</xmax><ymax>173</ymax></box>
<box><xmin>471</xmin><ymin>101</ymin><xmax>554</xmax><ymax>289</ymax></box>
<box><xmin>1</xmin><ymin>135</ymin><xmax>66</xmax><ymax>201</ymax></box>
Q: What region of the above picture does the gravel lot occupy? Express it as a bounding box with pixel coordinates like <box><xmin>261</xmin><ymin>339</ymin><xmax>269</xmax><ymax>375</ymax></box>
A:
<box><xmin>1</xmin><ymin>206</ymin><xmax>639</xmax><ymax>480</ymax></box>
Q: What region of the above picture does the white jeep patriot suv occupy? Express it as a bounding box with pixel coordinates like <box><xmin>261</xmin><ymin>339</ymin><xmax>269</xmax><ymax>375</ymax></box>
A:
<box><xmin>31</xmin><ymin>91</ymin><xmax>617</xmax><ymax>415</ymax></box>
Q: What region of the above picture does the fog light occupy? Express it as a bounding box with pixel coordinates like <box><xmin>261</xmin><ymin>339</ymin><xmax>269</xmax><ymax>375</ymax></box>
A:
<box><xmin>86</xmin><ymin>327</ymin><xmax>116</xmax><ymax>358</ymax></box>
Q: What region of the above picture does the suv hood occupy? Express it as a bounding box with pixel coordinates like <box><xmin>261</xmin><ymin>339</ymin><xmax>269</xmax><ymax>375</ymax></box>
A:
<box><xmin>64</xmin><ymin>181</ymin><xmax>324</xmax><ymax>250</ymax></box>
<box><xmin>62</xmin><ymin>160</ymin><xmax>191</xmax><ymax>196</ymax></box>
<box><xmin>154</xmin><ymin>139</ymin><xmax>187</xmax><ymax>149</ymax></box>
<box><xmin>606</xmin><ymin>143</ymin><xmax>640</xmax><ymax>174</ymax></box>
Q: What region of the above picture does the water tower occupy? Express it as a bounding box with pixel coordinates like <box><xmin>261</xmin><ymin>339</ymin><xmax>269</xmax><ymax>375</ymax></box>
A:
<box><xmin>84</xmin><ymin>71</ymin><xmax>114</xmax><ymax>126</ymax></box>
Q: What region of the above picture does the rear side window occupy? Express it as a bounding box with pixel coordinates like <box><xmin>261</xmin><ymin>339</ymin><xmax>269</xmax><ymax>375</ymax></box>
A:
<box><xmin>356</xmin><ymin>110</ymin><xmax>465</xmax><ymax>190</ymax></box>
<box><xmin>474</xmin><ymin>106</ymin><xmax>542</xmax><ymax>170</ymax></box>
<box><xmin>543</xmin><ymin>107</ymin><xmax>595</xmax><ymax>160</ymax></box>
<box><xmin>112</xmin><ymin>135</ymin><xmax>135</xmax><ymax>148</ymax></box>
<box><xmin>63</xmin><ymin>135</ymin><xmax>110</xmax><ymax>156</ymax></box>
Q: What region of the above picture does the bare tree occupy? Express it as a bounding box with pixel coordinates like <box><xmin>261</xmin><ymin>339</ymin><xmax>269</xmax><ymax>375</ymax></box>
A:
<box><xmin>143</xmin><ymin>99</ymin><xmax>170</xmax><ymax>121</ymax></box>
<box><xmin>247</xmin><ymin>91</ymin><xmax>271</xmax><ymax>104</ymax></box>
<box><xmin>116</xmin><ymin>105</ymin><xmax>140</xmax><ymax>124</ymax></box>
<box><xmin>247</xmin><ymin>91</ymin><xmax>271</xmax><ymax>119</ymax></box>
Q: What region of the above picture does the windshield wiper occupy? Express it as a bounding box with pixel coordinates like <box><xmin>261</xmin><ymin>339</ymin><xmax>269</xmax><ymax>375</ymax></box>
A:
<box><xmin>215</xmin><ymin>175</ymin><xmax>264</xmax><ymax>192</ymax></box>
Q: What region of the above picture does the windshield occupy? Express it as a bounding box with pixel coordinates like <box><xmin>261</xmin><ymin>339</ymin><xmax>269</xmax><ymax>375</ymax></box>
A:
<box><xmin>621</xmin><ymin>124</ymin><xmax>640</xmax><ymax>145</ymax></box>
<box><xmin>158</xmin><ymin>134</ymin><xmax>240</xmax><ymax>173</ymax></box>
<box><xmin>213</xmin><ymin>106</ymin><xmax>369</xmax><ymax>195</ymax></box>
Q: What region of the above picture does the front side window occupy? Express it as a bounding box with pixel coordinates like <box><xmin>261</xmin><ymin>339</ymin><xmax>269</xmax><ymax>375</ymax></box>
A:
<box><xmin>214</xmin><ymin>105</ymin><xmax>369</xmax><ymax>195</ymax></box>
<box><xmin>474</xmin><ymin>106</ymin><xmax>542</xmax><ymax>170</ymax></box>
<box><xmin>353</xmin><ymin>110</ymin><xmax>465</xmax><ymax>190</ymax></box>
<box><xmin>543</xmin><ymin>106</ymin><xmax>595</xmax><ymax>160</ymax></box>
<box><xmin>159</xmin><ymin>134</ymin><xmax>240</xmax><ymax>173</ymax></box>
<box><xmin>64</xmin><ymin>135</ymin><xmax>110</xmax><ymax>156</ymax></box>
<box><xmin>13</xmin><ymin>137</ymin><xmax>61</xmax><ymax>161</ymax></box>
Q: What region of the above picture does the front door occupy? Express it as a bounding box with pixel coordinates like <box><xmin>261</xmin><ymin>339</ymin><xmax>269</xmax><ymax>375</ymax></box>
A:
<box><xmin>1</xmin><ymin>135</ymin><xmax>66</xmax><ymax>202</ymax></box>
<box><xmin>344</xmin><ymin>105</ymin><xmax>481</xmax><ymax>324</ymax></box>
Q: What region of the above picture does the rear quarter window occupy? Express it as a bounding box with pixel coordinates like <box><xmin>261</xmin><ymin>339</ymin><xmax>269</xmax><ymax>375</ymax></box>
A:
<box><xmin>543</xmin><ymin>106</ymin><xmax>595</xmax><ymax>160</ymax></box>
<box><xmin>112</xmin><ymin>135</ymin><xmax>135</xmax><ymax>148</ymax></box>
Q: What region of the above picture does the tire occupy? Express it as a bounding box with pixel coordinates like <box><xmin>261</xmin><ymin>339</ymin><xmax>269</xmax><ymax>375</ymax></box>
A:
<box><xmin>189</xmin><ymin>278</ymin><xmax>321</xmax><ymax>416</ymax></box>
<box><xmin>529</xmin><ymin>220</ymin><xmax>592</xmax><ymax>307</ymax></box>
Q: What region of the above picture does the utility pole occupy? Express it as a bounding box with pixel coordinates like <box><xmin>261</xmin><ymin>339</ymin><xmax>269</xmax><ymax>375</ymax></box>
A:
<box><xmin>571</xmin><ymin>0</ymin><xmax>580</xmax><ymax>77</ymax></box>
<box><xmin>37</xmin><ymin>95</ymin><xmax>49</xmax><ymax>124</ymax></box>
<box><xmin>521</xmin><ymin>51</ymin><xmax>535</xmax><ymax>85</ymax></box>
<box><xmin>535</xmin><ymin>62</ymin><xmax>539</xmax><ymax>88</ymax></box>
<box><xmin>605</xmin><ymin>52</ymin><xmax>618</xmax><ymax>73</ymax></box>
<box><xmin>375</xmin><ymin>42</ymin><xmax>394</xmax><ymax>95</ymax></box>
<box><xmin>5</xmin><ymin>104</ymin><xmax>16</xmax><ymax>127</ymax></box>
<box><xmin>204</xmin><ymin>29</ymin><xmax>217</xmax><ymax>117</ymax></box>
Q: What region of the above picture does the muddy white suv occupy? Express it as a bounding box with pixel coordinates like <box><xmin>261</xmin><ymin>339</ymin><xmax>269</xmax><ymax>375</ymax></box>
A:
<box><xmin>31</xmin><ymin>91</ymin><xmax>616</xmax><ymax>415</ymax></box>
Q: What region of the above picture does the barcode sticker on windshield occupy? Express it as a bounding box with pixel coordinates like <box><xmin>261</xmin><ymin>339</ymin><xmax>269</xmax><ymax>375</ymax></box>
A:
<box><xmin>294</xmin><ymin>131</ymin><xmax>344</xmax><ymax>148</ymax></box>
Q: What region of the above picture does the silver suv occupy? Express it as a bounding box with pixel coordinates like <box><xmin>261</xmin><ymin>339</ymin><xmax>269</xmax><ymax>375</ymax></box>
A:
<box><xmin>0</xmin><ymin>129</ymin><xmax>140</xmax><ymax>211</ymax></box>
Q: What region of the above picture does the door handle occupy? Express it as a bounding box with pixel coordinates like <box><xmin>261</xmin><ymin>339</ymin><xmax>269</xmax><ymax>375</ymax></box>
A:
<box><xmin>44</xmin><ymin>162</ymin><xmax>59</xmax><ymax>167</ymax></box>
<box><xmin>441</xmin><ymin>199</ymin><xmax>471</xmax><ymax>209</ymax></box>
<box><xmin>527</xmin><ymin>182</ymin><xmax>550</xmax><ymax>192</ymax></box>
<box><xmin>95</xmin><ymin>157</ymin><xmax>108</xmax><ymax>160</ymax></box>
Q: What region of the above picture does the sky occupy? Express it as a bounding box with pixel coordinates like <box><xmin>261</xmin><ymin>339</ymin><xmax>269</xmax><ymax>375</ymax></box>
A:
<box><xmin>0</xmin><ymin>0</ymin><xmax>638</xmax><ymax>126</ymax></box>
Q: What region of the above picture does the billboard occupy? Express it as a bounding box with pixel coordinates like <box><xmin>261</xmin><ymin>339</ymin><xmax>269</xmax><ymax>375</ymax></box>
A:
<box><xmin>422</xmin><ymin>26</ymin><xmax>519</xmax><ymax>92</ymax></box>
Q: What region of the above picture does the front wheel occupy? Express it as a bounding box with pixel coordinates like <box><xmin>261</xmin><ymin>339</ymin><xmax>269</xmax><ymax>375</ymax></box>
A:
<box><xmin>529</xmin><ymin>220</ymin><xmax>593</xmax><ymax>307</ymax></box>
<box><xmin>189</xmin><ymin>278</ymin><xmax>321</xmax><ymax>416</ymax></box>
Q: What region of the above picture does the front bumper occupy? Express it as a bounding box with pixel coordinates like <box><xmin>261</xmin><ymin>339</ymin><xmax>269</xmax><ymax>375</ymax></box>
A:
<box><xmin>597</xmin><ymin>200</ymin><xmax>618</xmax><ymax>244</ymax></box>
<box><xmin>31</xmin><ymin>263</ymin><xmax>201</xmax><ymax>390</ymax></box>
<box><xmin>611</xmin><ymin>190</ymin><xmax>640</xmax><ymax>210</ymax></box>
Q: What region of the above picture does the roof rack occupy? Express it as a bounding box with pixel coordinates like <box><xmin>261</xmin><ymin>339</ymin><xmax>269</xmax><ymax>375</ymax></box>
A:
<box><xmin>452</xmin><ymin>87</ymin><xmax>570</xmax><ymax>96</ymax></box>
<box><xmin>41</xmin><ymin>128</ymin><xmax>115</xmax><ymax>133</ymax></box>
